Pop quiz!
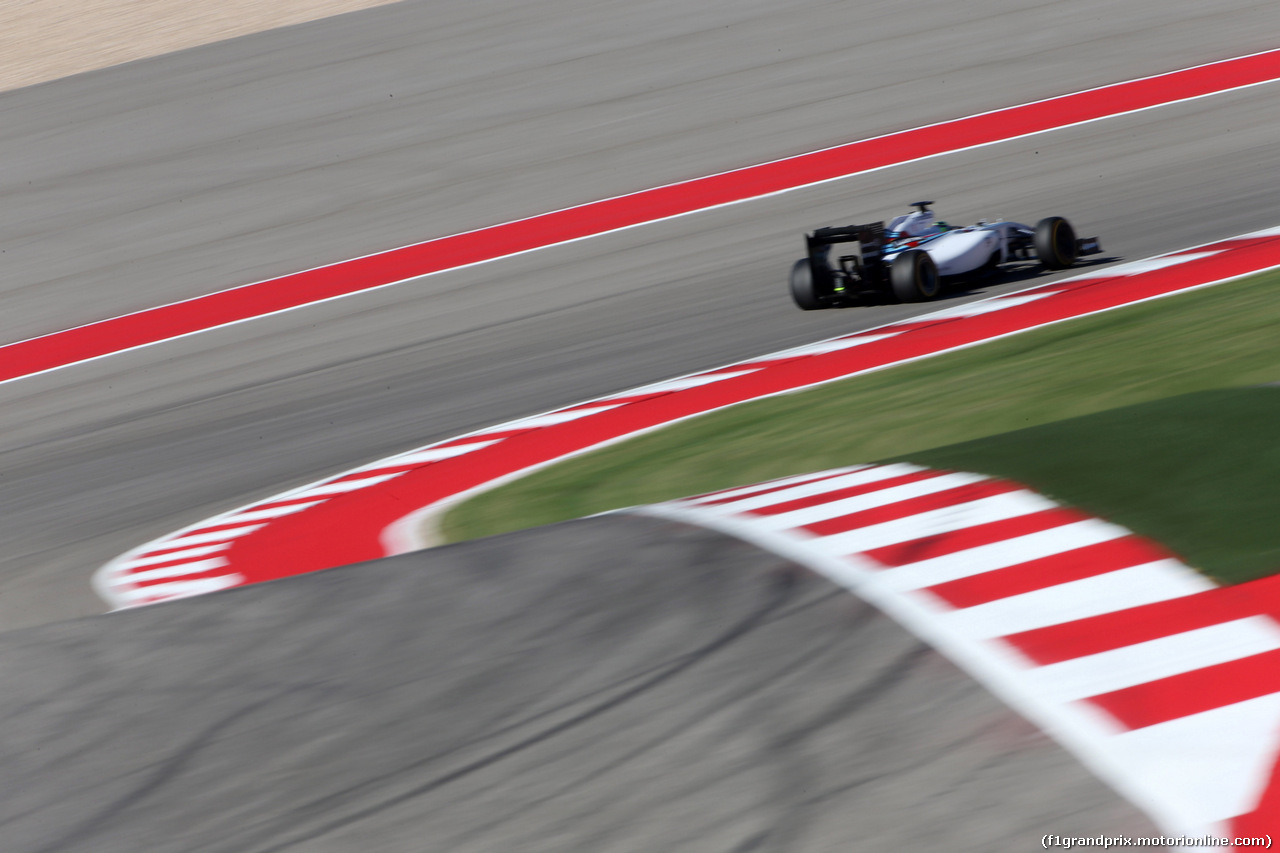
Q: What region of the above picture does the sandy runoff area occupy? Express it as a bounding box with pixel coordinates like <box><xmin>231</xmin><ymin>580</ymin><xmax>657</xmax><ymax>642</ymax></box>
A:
<box><xmin>0</xmin><ymin>0</ymin><xmax>403</xmax><ymax>92</ymax></box>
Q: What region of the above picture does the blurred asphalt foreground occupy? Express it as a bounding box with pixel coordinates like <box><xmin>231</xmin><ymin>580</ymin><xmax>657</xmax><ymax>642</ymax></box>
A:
<box><xmin>0</xmin><ymin>517</ymin><xmax>1156</xmax><ymax>852</ymax></box>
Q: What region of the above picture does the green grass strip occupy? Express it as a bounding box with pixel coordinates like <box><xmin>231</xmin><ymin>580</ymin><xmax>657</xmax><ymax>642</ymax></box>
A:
<box><xmin>443</xmin><ymin>271</ymin><xmax>1280</xmax><ymax>580</ymax></box>
<box><xmin>896</xmin><ymin>387</ymin><xmax>1280</xmax><ymax>584</ymax></box>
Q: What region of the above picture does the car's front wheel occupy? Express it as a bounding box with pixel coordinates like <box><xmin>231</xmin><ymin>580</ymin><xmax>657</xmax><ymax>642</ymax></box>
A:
<box><xmin>1035</xmin><ymin>216</ymin><xmax>1078</xmax><ymax>269</ymax></box>
<box><xmin>890</xmin><ymin>249</ymin><xmax>941</xmax><ymax>302</ymax></box>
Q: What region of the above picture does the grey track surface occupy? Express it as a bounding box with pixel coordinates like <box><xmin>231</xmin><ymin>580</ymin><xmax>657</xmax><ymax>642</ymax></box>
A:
<box><xmin>0</xmin><ymin>516</ymin><xmax>1157</xmax><ymax>852</ymax></box>
<box><xmin>0</xmin><ymin>1</ymin><xmax>1274</xmax><ymax>845</ymax></box>
<box><xmin>1</xmin><ymin>0</ymin><xmax>1279</xmax><ymax>628</ymax></box>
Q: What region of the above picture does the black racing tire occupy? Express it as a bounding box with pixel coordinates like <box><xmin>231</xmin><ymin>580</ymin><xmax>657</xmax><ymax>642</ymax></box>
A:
<box><xmin>1035</xmin><ymin>216</ymin><xmax>1078</xmax><ymax>269</ymax></box>
<box><xmin>789</xmin><ymin>259</ymin><xmax>826</xmax><ymax>310</ymax></box>
<box><xmin>889</xmin><ymin>249</ymin><xmax>941</xmax><ymax>303</ymax></box>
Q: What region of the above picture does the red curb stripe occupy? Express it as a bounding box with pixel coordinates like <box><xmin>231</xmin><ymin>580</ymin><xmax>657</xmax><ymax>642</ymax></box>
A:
<box><xmin>1003</xmin><ymin>575</ymin><xmax>1280</xmax><ymax>665</ymax></box>
<box><xmin>739</xmin><ymin>469</ymin><xmax>952</xmax><ymax>515</ymax></box>
<box><xmin>861</xmin><ymin>507</ymin><xmax>1090</xmax><ymax>567</ymax></box>
<box><xmin>1085</xmin><ymin>648</ymin><xmax>1280</xmax><ymax>731</ymax></box>
<box><xmin>799</xmin><ymin>479</ymin><xmax>1024</xmax><ymax>536</ymax></box>
<box><xmin>684</xmin><ymin>469</ymin><xmax>863</xmax><ymax>506</ymax></box>
<box><xmin>922</xmin><ymin>534</ymin><xmax>1173</xmax><ymax>609</ymax></box>
<box><xmin>128</xmin><ymin>564</ymin><xmax>238</xmax><ymax>590</ymax></box>
<box><xmin>115</xmin><ymin>552</ymin><xmax>228</xmax><ymax>573</ymax></box>
<box><xmin>5</xmin><ymin>50</ymin><xmax>1280</xmax><ymax>386</ymax></box>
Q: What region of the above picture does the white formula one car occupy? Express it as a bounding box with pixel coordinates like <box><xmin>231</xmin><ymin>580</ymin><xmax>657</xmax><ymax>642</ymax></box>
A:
<box><xmin>789</xmin><ymin>201</ymin><xmax>1101</xmax><ymax>308</ymax></box>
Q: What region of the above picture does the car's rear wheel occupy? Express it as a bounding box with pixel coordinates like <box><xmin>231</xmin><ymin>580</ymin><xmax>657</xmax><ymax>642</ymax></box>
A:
<box><xmin>890</xmin><ymin>249</ymin><xmax>941</xmax><ymax>302</ymax></box>
<box><xmin>789</xmin><ymin>259</ymin><xmax>826</xmax><ymax>310</ymax></box>
<box><xmin>1035</xmin><ymin>216</ymin><xmax>1078</xmax><ymax>269</ymax></box>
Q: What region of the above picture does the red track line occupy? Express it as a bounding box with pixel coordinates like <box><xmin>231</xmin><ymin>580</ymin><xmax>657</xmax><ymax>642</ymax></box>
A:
<box><xmin>5</xmin><ymin>49</ymin><xmax>1280</xmax><ymax>386</ymax></box>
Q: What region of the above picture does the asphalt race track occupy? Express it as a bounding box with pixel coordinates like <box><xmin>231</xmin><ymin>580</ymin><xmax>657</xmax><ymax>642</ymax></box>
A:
<box><xmin>1</xmin><ymin>0</ymin><xmax>1278</xmax><ymax>629</ymax></box>
<box><xmin>0</xmin><ymin>0</ymin><xmax>1277</xmax><ymax>846</ymax></box>
<box><xmin>0</xmin><ymin>517</ymin><xmax>1156</xmax><ymax>852</ymax></box>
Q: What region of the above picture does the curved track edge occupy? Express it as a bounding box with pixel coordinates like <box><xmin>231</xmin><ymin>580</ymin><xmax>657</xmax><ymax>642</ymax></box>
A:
<box><xmin>632</xmin><ymin>465</ymin><xmax>1280</xmax><ymax>846</ymax></box>
<box><xmin>95</xmin><ymin>227</ymin><xmax>1280</xmax><ymax>608</ymax></box>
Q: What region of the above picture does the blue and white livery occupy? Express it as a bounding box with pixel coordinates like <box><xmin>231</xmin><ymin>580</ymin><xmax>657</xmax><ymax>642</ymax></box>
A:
<box><xmin>790</xmin><ymin>202</ymin><xmax>1102</xmax><ymax>309</ymax></box>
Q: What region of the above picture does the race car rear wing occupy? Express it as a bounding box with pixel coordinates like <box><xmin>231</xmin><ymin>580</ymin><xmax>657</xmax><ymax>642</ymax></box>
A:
<box><xmin>804</xmin><ymin>222</ymin><xmax>889</xmax><ymax>294</ymax></box>
<box><xmin>806</xmin><ymin>223</ymin><xmax>886</xmax><ymax>256</ymax></box>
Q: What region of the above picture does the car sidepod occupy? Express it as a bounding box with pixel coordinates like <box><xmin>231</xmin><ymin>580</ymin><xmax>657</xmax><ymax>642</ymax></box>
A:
<box><xmin>907</xmin><ymin>229</ymin><xmax>1001</xmax><ymax>277</ymax></box>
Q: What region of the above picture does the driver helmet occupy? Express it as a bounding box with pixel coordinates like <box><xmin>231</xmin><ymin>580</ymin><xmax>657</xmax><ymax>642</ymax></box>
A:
<box><xmin>889</xmin><ymin>209</ymin><xmax>937</xmax><ymax>238</ymax></box>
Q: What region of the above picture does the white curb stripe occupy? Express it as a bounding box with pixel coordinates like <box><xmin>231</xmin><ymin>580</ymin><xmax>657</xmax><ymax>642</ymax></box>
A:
<box><xmin>496</xmin><ymin>404</ymin><xmax>624</xmax><ymax>430</ymax></box>
<box><xmin>350</xmin><ymin>440</ymin><xmax>502</xmax><ymax>472</ymax></box>
<box><xmin>115</xmin><ymin>575</ymin><xmax>245</xmax><ymax>603</ymax></box>
<box><xmin>941</xmin><ymin>560</ymin><xmax>1215</xmax><ymax>639</ymax></box>
<box><xmin>703</xmin><ymin>463</ymin><xmax>928</xmax><ymax>513</ymax></box>
<box><xmin>1069</xmin><ymin>251</ymin><xmax>1222</xmax><ymax>280</ymax></box>
<box><xmin>816</xmin><ymin>490</ymin><xmax>1058</xmax><ymax>554</ymax></box>
<box><xmin>879</xmin><ymin>518</ymin><xmax>1133</xmax><ymax>590</ymax></box>
<box><xmin>284</xmin><ymin>472</ymin><xmax>406</xmax><ymax>500</ymax></box>
<box><xmin>747</xmin><ymin>471</ymin><xmax>991</xmax><ymax>529</ymax></box>
<box><xmin>215</xmin><ymin>501</ymin><xmax>325</xmax><ymax>525</ymax></box>
<box><xmin>768</xmin><ymin>333</ymin><xmax>902</xmax><ymax>358</ymax></box>
<box><xmin>617</xmin><ymin>370</ymin><xmax>760</xmax><ymax>395</ymax></box>
<box><xmin>680</xmin><ymin>467</ymin><xmax>871</xmax><ymax>506</ymax></box>
<box><xmin>921</xmin><ymin>292</ymin><xmax>1056</xmax><ymax>319</ymax></box>
<box><xmin>1108</xmin><ymin>693</ymin><xmax>1280</xmax><ymax>826</ymax></box>
<box><xmin>121</xmin><ymin>543</ymin><xmax>231</xmax><ymax>569</ymax></box>
<box><xmin>117</xmin><ymin>558</ymin><xmax>231</xmax><ymax>584</ymax></box>
<box><xmin>145</xmin><ymin>524</ymin><xmax>266</xmax><ymax>551</ymax></box>
<box><xmin>1024</xmin><ymin>617</ymin><xmax>1280</xmax><ymax>703</ymax></box>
